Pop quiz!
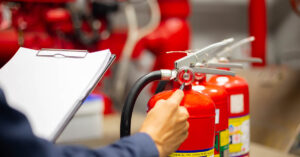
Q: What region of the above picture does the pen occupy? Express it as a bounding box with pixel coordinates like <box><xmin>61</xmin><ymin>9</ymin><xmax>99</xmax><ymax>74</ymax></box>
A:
<box><xmin>179</xmin><ymin>83</ymin><xmax>185</xmax><ymax>90</ymax></box>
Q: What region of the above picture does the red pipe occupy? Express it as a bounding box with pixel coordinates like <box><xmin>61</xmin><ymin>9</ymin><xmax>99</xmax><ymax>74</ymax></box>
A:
<box><xmin>249</xmin><ymin>0</ymin><xmax>267</xmax><ymax>66</ymax></box>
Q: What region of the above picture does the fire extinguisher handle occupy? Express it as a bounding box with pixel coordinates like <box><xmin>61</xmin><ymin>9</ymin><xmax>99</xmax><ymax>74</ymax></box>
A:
<box><xmin>175</xmin><ymin>38</ymin><xmax>234</xmax><ymax>69</ymax></box>
<box><xmin>217</xmin><ymin>36</ymin><xmax>255</xmax><ymax>58</ymax></box>
<box><xmin>228</xmin><ymin>57</ymin><xmax>263</xmax><ymax>63</ymax></box>
<box><xmin>120</xmin><ymin>70</ymin><xmax>163</xmax><ymax>137</ymax></box>
<box><xmin>205</xmin><ymin>62</ymin><xmax>244</xmax><ymax>69</ymax></box>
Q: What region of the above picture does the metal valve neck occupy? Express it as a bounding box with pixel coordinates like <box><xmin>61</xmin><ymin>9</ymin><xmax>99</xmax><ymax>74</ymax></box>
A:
<box><xmin>173</xmin><ymin>81</ymin><xmax>192</xmax><ymax>91</ymax></box>
<box><xmin>194</xmin><ymin>73</ymin><xmax>206</xmax><ymax>83</ymax></box>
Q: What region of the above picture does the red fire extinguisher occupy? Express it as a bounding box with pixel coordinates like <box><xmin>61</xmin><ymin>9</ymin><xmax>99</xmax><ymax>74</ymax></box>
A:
<box><xmin>209</xmin><ymin>70</ymin><xmax>250</xmax><ymax>157</ymax></box>
<box><xmin>120</xmin><ymin>39</ymin><xmax>236</xmax><ymax>156</ymax></box>
<box><xmin>144</xmin><ymin>0</ymin><xmax>191</xmax><ymax>94</ymax></box>
<box><xmin>208</xmin><ymin>37</ymin><xmax>262</xmax><ymax>157</ymax></box>
<box><xmin>192</xmin><ymin>68</ymin><xmax>240</xmax><ymax>157</ymax></box>
<box><xmin>148</xmin><ymin>71</ymin><xmax>216</xmax><ymax>157</ymax></box>
<box><xmin>193</xmin><ymin>73</ymin><xmax>230</xmax><ymax>157</ymax></box>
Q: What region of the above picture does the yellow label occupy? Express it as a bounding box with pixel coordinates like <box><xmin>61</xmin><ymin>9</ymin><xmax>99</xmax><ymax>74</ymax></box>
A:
<box><xmin>229</xmin><ymin>143</ymin><xmax>243</xmax><ymax>153</ymax></box>
<box><xmin>229</xmin><ymin>115</ymin><xmax>250</xmax><ymax>156</ymax></box>
<box><xmin>220</xmin><ymin>129</ymin><xmax>229</xmax><ymax>147</ymax></box>
<box><xmin>169</xmin><ymin>148</ymin><xmax>214</xmax><ymax>157</ymax></box>
<box><xmin>215</xmin><ymin>155</ymin><xmax>220</xmax><ymax>157</ymax></box>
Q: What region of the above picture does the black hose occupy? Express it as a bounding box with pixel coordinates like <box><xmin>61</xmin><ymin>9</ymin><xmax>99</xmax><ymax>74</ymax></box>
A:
<box><xmin>120</xmin><ymin>71</ymin><xmax>162</xmax><ymax>137</ymax></box>
<box><xmin>155</xmin><ymin>81</ymin><xmax>168</xmax><ymax>94</ymax></box>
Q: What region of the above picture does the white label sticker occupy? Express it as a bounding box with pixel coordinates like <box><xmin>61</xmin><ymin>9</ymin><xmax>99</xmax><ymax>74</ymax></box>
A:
<box><xmin>230</xmin><ymin>94</ymin><xmax>244</xmax><ymax>113</ymax></box>
<box><xmin>215</xmin><ymin>109</ymin><xmax>220</xmax><ymax>124</ymax></box>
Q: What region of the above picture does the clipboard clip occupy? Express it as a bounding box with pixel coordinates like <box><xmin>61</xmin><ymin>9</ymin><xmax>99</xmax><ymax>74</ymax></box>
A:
<box><xmin>36</xmin><ymin>48</ymin><xmax>88</xmax><ymax>58</ymax></box>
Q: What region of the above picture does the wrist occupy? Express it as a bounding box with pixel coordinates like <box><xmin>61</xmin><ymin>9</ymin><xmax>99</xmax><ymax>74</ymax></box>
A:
<box><xmin>155</xmin><ymin>142</ymin><xmax>164</xmax><ymax>157</ymax></box>
<box><xmin>139</xmin><ymin>131</ymin><xmax>165</xmax><ymax>157</ymax></box>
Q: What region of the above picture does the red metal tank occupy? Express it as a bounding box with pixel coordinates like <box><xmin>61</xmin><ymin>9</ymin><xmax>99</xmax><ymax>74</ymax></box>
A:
<box><xmin>148</xmin><ymin>84</ymin><xmax>216</xmax><ymax>157</ymax></box>
<box><xmin>208</xmin><ymin>74</ymin><xmax>250</xmax><ymax>157</ymax></box>
<box><xmin>192</xmin><ymin>73</ymin><xmax>229</xmax><ymax>157</ymax></box>
<box><xmin>157</xmin><ymin>0</ymin><xmax>190</xmax><ymax>19</ymax></box>
<box><xmin>144</xmin><ymin>0</ymin><xmax>191</xmax><ymax>73</ymax></box>
<box><xmin>249</xmin><ymin>0</ymin><xmax>267</xmax><ymax>67</ymax></box>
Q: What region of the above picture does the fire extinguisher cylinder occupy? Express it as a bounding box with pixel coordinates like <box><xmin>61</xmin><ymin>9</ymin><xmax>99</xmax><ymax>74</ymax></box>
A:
<box><xmin>192</xmin><ymin>73</ymin><xmax>230</xmax><ymax>157</ymax></box>
<box><xmin>148</xmin><ymin>83</ymin><xmax>216</xmax><ymax>156</ymax></box>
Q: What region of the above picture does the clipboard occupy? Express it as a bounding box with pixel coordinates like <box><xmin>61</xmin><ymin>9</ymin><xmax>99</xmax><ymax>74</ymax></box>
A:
<box><xmin>0</xmin><ymin>47</ymin><xmax>115</xmax><ymax>142</ymax></box>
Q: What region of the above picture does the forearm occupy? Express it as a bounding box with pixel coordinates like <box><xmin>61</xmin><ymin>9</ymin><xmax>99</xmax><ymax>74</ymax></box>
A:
<box><xmin>92</xmin><ymin>133</ymin><xmax>159</xmax><ymax>157</ymax></box>
<box><xmin>0</xmin><ymin>88</ymin><xmax>159</xmax><ymax>157</ymax></box>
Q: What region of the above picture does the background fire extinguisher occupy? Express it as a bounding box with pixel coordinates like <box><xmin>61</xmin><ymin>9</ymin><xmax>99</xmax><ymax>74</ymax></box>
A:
<box><xmin>209</xmin><ymin>69</ymin><xmax>250</xmax><ymax>157</ymax></box>
<box><xmin>120</xmin><ymin>39</ymin><xmax>237</xmax><ymax>157</ymax></box>
<box><xmin>143</xmin><ymin>0</ymin><xmax>191</xmax><ymax>93</ymax></box>
<box><xmin>192</xmin><ymin>61</ymin><xmax>243</xmax><ymax>157</ymax></box>
<box><xmin>193</xmin><ymin>73</ymin><xmax>230</xmax><ymax>157</ymax></box>
<box><xmin>207</xmin><ymin>37</ymin><xmax>262</xmax><ymax>157</ymax></box>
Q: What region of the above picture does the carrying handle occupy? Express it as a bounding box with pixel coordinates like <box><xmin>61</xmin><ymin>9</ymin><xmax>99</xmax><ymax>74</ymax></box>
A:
<box><xmin>227</xmin><ymin>57</ymin><xmax>263</xmax><ymax>63</ymax></box>
<box><xmin>193</xmin><ymin>67</ymin><xmax>235</xmax><ymax>76</ymax></box>
<box><xmin>215</xmin><ymin>36</ymin><xmax>264</xmax><ymax>64</ymax></box>
<box><xmin>217</xmin><ymin>36</ymin><xmax>255</xmax><ymax>58</ymax></box>
<box><xmin>205</xmin><ymin>63</ymin><xmax>243</xmax><ymax>69</ymax></box>
<box><xmin>175</xmin><ymin>38</ymin><xmax>234</xmax><ymax>69</ymax></box>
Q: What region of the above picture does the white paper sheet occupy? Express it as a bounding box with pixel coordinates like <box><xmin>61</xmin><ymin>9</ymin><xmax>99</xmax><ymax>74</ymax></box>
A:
<box><xmin>0</xmin><ymin>47</ymin><xmax>112</xmax><ymax>141</ymax></box>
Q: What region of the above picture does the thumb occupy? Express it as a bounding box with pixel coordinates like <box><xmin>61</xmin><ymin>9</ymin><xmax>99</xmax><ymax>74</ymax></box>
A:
<box><xmin>166</xmin><ymin>90</ymin><xmax>184</xmax><ymax>106</ymax></box>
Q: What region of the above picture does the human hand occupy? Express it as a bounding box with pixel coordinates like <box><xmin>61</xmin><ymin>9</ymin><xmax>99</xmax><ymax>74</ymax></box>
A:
<box><xmin>140</xmin><ymin>90</ymin><xmax>189</xmax><ymax>157</ymax></box>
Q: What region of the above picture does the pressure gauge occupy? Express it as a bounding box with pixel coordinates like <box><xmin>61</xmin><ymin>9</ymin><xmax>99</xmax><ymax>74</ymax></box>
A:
<box><xmin>177</xmin><ymin>67</ymin><xmax>194</xmax><ymax>85</ymax></box>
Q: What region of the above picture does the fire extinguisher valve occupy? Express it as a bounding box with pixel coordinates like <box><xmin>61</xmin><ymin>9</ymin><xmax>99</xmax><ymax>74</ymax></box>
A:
<box><xmin>177</xmin><ymin>67</ymin><xmax>194</xmax><ymax>85</ymax></box>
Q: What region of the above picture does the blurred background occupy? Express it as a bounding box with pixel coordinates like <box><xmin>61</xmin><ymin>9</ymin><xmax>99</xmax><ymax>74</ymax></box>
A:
<box><xmin>0</xmin><ymin>0</ymin><xmax>300</xmax><ymax>156</ymax></box>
